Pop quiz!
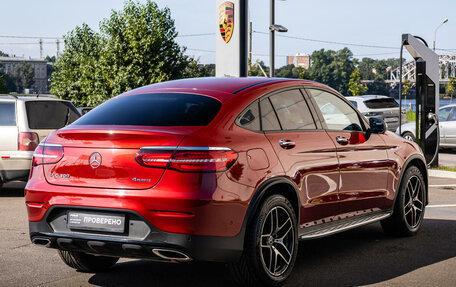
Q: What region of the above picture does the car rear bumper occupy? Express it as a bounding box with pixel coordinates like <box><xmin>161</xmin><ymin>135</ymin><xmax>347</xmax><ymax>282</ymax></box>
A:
<box><xmin>0</xmin><ymin>151</ymin><xmax>32</xmax><ymax>182</ymax></box>
<box><xmin>29</xmin><ymin>205</ymin><xmax>244</xmax><ymax>262</ymax></box>
<box><xmin>0</xmin><ymin>169</ymin><xmax>29</xmax><ymax>182</ymax></box>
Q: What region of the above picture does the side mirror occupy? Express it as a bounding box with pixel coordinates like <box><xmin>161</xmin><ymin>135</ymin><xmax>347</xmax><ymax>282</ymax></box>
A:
<box><xmin>369</xmin><ymin>117</ymin><xmax>387</xmax><ymax>134</ymax></box>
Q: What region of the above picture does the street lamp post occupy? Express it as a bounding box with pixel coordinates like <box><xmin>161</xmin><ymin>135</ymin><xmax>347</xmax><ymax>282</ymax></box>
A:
<box><xmin>433</xmin><ymin>18</ymin><xmax>448</xmax><ymax>52</ymax></box>
<box><xmin>269</xmin><ymin>0</ymin><xmax>288</xmax><ymax>77</ymax></box>
<box><xmin>270</xmin><ymin>0</ymin><xmax>275</xmax><ymax>78</ymax></box>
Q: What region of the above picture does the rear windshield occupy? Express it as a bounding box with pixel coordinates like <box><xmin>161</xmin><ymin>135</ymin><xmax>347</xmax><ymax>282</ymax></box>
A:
<box><xmin>0</xmin><ymin>102</ymin><xmax>16</xmax><ymax>126</ymax></box>
<box><xmin>26</xmin><ymin>101</ymin><xmax>80</xmax><ymax>129</ymax></box>
<box><xmin>74</xmin><ymin>93</ymin><xmax>222</xmax><ymax>126</ymax></box>
<box><xmin>364</xmin><ymin>98</ymin><xmax>399</xmax><ymax>109</ymax></box>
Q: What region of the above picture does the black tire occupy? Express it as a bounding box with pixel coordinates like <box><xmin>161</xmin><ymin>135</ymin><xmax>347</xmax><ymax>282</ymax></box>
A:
<box><xmin>402</xmin><ymin>132</ymin><xmax>415</xmax><ymax>142</ymax></box>
<box><xmin>381</xmin><ymin>165</ymin><xmax>425</xmax><ymax>237</ymax></box>
<box><xmin>229</xmin><ymin>195</ymin><xmax>298</xmax><ymax>287</ymax></box>
<box><xmin>58</xmin><ymin>250</ymin><xmax>119</xmax><ymax>272</ymax></box>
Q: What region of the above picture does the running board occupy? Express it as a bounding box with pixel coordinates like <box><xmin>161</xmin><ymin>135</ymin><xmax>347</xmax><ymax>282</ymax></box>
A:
<box><xmin>299</xmin><ymin>210</ymin><xmax>392</xmax><ymax>240</ymax></box>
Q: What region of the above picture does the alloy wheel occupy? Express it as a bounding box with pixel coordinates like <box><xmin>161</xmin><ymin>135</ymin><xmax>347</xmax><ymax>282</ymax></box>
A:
<box><xmin>259</xmin><ymin>206</ymin><xmax>295</xmax><ymax>277</ymax></box>
<box><xmin>404</xmin><ymin>175</ymin><xmax>424</xmax><ymax>229</ymax></box>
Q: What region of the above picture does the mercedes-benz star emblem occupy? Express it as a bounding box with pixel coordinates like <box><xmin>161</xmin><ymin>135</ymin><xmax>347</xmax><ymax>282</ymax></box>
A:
<box><xmin>89</xmin><ymin>152</ymin><xmax>102</xmax><ymax>169</ymax></box>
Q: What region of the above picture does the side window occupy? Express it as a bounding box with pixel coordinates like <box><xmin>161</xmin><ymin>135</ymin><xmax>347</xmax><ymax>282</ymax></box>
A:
<box><xmin>260</xmin><ymin>99</ymin><xmax>281</xmax><ymax>131</ymax></box>
<box><xmin>349</xmin><ymin>101</ymin><xmax>358</xmax><ymax>109</ymax></box>
<box><xmin>269</xmin><ymin>90</ymin><xmax>316</xmax><ymax>130</ymax></box>
<box><xmin>439</xmin><ymin>107</ymin><xmax>452</xmax><ymax>122</ymax></box>
<box><xmin>308</xmin><ymin>89</ymin><xmax>363</xmax><ymax>132</ymax></box>
<box><xmin>0</xmin><ymin>102</ymin><xmax>16</xmax><ymax>126</ymax></box>
<box><xmin>237</xmin><ymin>101</ymin><xmax>260</xmax><ymax>131</ymax></box>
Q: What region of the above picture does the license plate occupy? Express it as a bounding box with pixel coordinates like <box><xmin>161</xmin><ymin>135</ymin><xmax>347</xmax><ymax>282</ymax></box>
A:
<box><xmin>67</xmin><ymin>211</ymin><xmax>125</xmax><ymax>233</ymax></box>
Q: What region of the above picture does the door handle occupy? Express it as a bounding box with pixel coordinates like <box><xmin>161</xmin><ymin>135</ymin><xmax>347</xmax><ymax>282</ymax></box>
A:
<box><xmin>336</xmin><ymin>136</ymin><xmax>349</xmax><ymax>145</ymax></box>
<box><xmin>279</xmin><ymin>139</ymin><xmax>296</xmax><ymax>149</ymax></box>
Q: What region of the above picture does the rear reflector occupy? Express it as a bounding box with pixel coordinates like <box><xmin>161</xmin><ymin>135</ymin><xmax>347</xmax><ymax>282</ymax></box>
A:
<box><xmin>18</xmin><ymin>132</ymin><xmax>39</xmax><ymax>151</ymax></box>
<box><xmin>26</xmin><ymin>202</ymin><xmax>44</xmax><ymax>208</ymax></box>
<box><xmin>32</xmin><ymin>143</ymin><xmax>64</xmax><ymax>166</ymax></box>
<box><xmin>135</xmin><ymin>147</ymin><xmax>238</xmax><ymax>172</ymax></box>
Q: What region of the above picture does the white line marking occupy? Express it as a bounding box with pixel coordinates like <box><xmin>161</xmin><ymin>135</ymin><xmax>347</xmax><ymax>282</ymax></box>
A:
<box><xmin>429</xmin><ymin>184</ymin><xmax>456</xmax><ymax>187</ymax></box>
<box><xmin>427</xmin><ymin>204</ymin><xmax>456</xmax><ymax>208</ymax></box>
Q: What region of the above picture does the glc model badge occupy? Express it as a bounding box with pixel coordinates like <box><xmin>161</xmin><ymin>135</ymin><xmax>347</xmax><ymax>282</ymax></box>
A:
<box><xmin>89</xmin><ymin>152</ymin><xmax>102</xmax><ymax>169</ymax></box>
<box><xmin>219</xmin><ymin>1</ymin><xmax>234</xmax><ymax>43</ymax></box>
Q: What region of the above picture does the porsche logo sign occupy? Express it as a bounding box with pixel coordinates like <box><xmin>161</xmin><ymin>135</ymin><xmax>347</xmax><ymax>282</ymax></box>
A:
<box><xmin>219</xmin><ymin>2</ymin><xmax>234</xmax><ymax>43</ymax></box>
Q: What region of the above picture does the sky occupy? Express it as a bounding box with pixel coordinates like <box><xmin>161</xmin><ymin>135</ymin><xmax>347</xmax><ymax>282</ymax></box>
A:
<box><xmin>0</xmin><ymin>0</ymin><xmax>455</xmax><ymax>66</ymax></box>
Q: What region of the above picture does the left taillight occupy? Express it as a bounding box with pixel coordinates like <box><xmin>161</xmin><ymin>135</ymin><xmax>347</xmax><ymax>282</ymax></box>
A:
<box><xmin>18</xmin><ymin>132</ymin><xmax>39</xmax><ymax>151</ymax></box>
<box><xmin>32</xmin><ymin>143</ymin><xmax>64</xmax><ymax>166</ymax></box>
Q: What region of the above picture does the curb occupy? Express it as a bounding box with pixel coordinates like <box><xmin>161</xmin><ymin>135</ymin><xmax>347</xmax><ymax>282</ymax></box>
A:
<box><xmin>429</xmin><ymin>169</ymin><xmax>456</xmax><ymax>179</ymax></box>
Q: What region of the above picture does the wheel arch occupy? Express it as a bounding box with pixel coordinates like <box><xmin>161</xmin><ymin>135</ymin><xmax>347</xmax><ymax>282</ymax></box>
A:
<box><xmin>243</xmin><ymin>177</ymin><xmax>301</xmax><ymax>230</ymax></box>
<box><xmin>394</xmin><ymin>154</ymin><xmax>429</xmax><ymax>207</ymax></box>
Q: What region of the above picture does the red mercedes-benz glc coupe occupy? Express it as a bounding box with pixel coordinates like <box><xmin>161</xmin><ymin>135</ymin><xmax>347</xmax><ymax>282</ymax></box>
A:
<box><xmin>25</xmin><ymin>78</ymin><xmax>427</xmax><ymax>286</ymax></box>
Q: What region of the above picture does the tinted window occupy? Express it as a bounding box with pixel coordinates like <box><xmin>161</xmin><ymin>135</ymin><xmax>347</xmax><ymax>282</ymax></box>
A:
<box><xmin>26</xmin><ymin>101</ymin><xmax>80</xmax><ymax>129</ymax></box>
<box><xmin>269</xmin><ymin>90</ymin><xmax>316</xmax><ymax>130</ymax></box>
<box><xmin>440</xmin><ymin>107</ymin><xmax>452</xmax><ymax>122</ymax></box>
<box><xmin>260</xmin><ymin>99</ymin><xmax>281</xmax><ymax>131</ymax></box>
<box><xmin>0</xmin><ymin>102</ymin><xmax>16</xmax><ymax>126</ymax></box>
<box><xmin>75</xmin><ymin>93</ymin><xmax>221</xmax><ymax>126</ymax></box>
<box><xmin>364</xmin><ymin>98</ymin><xmax>399</xmax><ymax>109</ymax></box>
<box><xmin>309</xmin><ymin>89</ymin><xmax>363</xmax><ymax>131</ymax></box>
<box><xmin>237</xmin><ymin>101</ymin><xmax>260</xmax><ymax>131</ymax></box>
<box><xmin>350</xmin><ymin>101</ymin><xmax>358</xmax><ymax>108</ymax></box>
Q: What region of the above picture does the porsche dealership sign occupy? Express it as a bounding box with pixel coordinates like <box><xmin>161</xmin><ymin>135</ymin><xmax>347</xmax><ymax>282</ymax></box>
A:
<box><xmin>216</xmin><ymin>0</ymin><xmax>248</xmax><ymax>77</ymax></box>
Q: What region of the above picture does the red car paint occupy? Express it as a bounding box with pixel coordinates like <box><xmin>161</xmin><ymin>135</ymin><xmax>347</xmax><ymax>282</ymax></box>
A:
<box><xmin>25</xmin><ymin>77</ymin><xmax>426</xmax><ymax>258</ymax></box>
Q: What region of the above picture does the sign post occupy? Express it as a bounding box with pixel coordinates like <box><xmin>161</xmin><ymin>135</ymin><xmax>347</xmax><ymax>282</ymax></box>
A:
<box><xmin>216</xmin><ymin>0</ymin><xmax>248</xmax><ymax>77</ymax></box>
<box><xmin>401</xmin><ymin>34</ymin><xmax>440</xmax><ymax>167</ymax></box>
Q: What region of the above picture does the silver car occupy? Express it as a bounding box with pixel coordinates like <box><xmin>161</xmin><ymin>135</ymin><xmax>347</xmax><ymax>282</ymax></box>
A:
<box><xmin>346</xmin><ymin>95</ymin><xmax>406</xmax><ymax>131</ymax></box>
<box><xmin>397</xmin><ymin>104</ymin><xmax>456</xmax><ymax>148</ymax></box>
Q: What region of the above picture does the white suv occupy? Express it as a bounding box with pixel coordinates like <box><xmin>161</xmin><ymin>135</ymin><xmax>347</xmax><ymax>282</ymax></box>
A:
<box><xmin>0</xmin><ymin>95</ymin><xmax>80</xmax><ymax>189</ymax></box>
<box><xmin>346</xmin><ymin>95</ymin><xmax>407</xmax><ymax>131</ymax></box>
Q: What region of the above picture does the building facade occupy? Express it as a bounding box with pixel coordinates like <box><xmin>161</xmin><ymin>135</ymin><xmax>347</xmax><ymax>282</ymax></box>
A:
<box><xmin>286</xmin><ymin>53</ymin><xmax>311</xmax><ymax>70</ymax></box>
<box><xmin>0</xmin><ymin>57</ymin><xmax>48</xmax><ymax>93</ymax></box>
<box><xmin>295</xmin><ymin>54</ymin><xmax>311</xmax><ymax>69</ymax></box>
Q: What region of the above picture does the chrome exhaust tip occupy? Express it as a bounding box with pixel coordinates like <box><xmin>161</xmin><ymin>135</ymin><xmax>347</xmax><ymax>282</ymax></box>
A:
<box><xmin>152</xmin><ymin>248</ymin><xmax>192</xmax><ymax>262</ymax></box>
<box><xmin>32</xmin><ymin>237</ymin><xmax>51</xmax><ymax>248</ymax></box>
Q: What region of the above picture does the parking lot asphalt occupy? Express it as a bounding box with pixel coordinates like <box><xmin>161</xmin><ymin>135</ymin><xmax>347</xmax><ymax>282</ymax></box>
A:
<box><xmin>439</xmin><ymin>150</ymin><xmax>456</xmax><ymax>167</ymax></box>
<box><xmin>1</xmin><ymin>178</ymin><xmax>456</xmax><ymax>287</ymax></box>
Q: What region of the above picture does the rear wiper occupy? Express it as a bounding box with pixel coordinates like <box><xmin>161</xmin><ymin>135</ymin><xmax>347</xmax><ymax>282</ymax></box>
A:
<box><xmin>64</xmin><ymin>107</ymin><xmax>70</xmax><ymax>126</ymax></box>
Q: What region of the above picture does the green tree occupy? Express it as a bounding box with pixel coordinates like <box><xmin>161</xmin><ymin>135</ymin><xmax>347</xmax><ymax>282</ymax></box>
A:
<box><xmin>358</xmin><ymin>58</ymin><xmax>376</xmax><ymax>80</ymax></box>
<box><xmin>0</xmin><ymin>50</ymin><xmax>8</xmax><ymax>57</ymax></box>
<box><xmin>300</xmin><ymin>48</ymin><xmax>355</xmax><ymax>95</ymax></box>
<box><xmin>249</xmin><ymin>60</ymin><xmax>269</xmax><ymax>77</ymax></box>
<box><xmin>0</xmin><ymin>64</ymin><xmax>8</xmax><ymax>93</ymax></box>
<box><xmin>275</xmin><ymin>64</ymin><xmax>303</xmax><ymax>79</ymax></box>
<box><xmin>8</xmin><ymin>62</ymin><xmax>35</xmax><ymax>92</ymax></box>
<box><xmin>447</xmin><ymin>77</ymin><xmax>456</xmax><ymax>100</ymax></box>
<box><xmin>402</xmin><ymin>79</ymin><xmax>411</xmax><ymax>96</ymax></box>
<box><xmin>51</xmin><ymin>0</ymin><xmax>202</xmax><ymax>107</ymax></box>
<box><xmin>348</xmin><ymin>67</ymin><xmax>367</xmax><ymax>96</ymax></box>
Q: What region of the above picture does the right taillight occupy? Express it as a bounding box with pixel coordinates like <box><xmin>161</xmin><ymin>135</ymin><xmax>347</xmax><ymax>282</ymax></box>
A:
<box><xmin>135</xmin><ymin>148</ymin><xmax>238</xmax><ymax>173</ymax></box>
<box><xmin>32</xmin><ymin>143</ymin><xmax>64</xmax><ymax>166</ymax></box>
